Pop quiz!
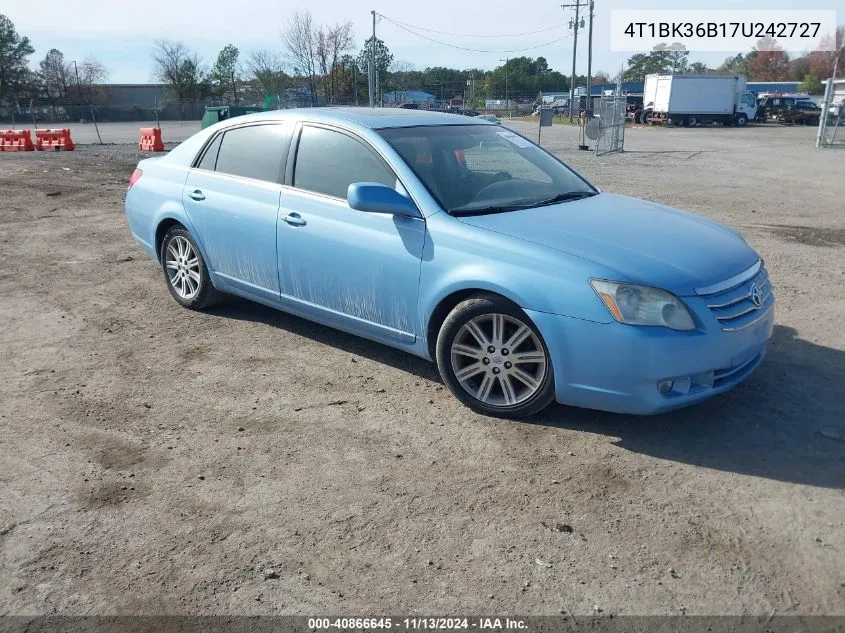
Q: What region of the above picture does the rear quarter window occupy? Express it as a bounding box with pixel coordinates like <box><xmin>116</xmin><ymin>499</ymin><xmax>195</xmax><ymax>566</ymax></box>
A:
<box><xmin>196</xmin><ymin>134</ymin><xmax>222</xmax><ymax>171</ymax></box>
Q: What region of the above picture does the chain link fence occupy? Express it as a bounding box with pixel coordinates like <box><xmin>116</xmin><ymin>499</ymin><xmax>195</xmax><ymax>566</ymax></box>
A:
<box><xmin>498</xmin><ymin>92</ymin><xmax>627</xmax><ymax>156</ymax></box>
<box><xmin>595</xmin><ymin>94</ymin><xmax>627</xmax><ymax>156</ymax></box>
<box><xmin>817</xmin><ymin>77</ymin><xmax>844</xmax><ymax>148</ymax></box>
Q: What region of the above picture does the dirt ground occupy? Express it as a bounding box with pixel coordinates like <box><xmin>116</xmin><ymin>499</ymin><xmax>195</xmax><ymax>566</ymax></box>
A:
<box><xmin>0</xmin><ymin>123</ymin><xmax>843</xmax><ymax>616</ymax></box>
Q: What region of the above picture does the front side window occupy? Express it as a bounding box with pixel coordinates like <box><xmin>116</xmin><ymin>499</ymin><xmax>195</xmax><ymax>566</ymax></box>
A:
<box><xmin>294</xmin><ymin>126</ymin><xmax>396</xmax><ymax>199</ymax></box>
<box><xmin>214</xmin><ymin>124</ymin><xmax>289</xmax><ymax>183</ymax></box>
<box><xmin>378</xmin><ymin>124</ymin><xmax>596</xmax><ymax>215</ymax></box>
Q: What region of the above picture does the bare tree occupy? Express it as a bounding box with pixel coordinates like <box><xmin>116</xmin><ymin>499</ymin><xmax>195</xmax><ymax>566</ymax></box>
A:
<box><xmin>246</xmin><ymin>50</ymin><xmax>290</xmax><ymax>101</ymax></box>
<box><xmin>283</xmin><ymin>10</ymin><xmax>318</xmax><ymax>105</ymax></box>
<box><xmin>315</xmin><ymin>26</ymin><xmax>331</xmax><ymax>100</ymax></box>
<box><xmin>76</xmin><ymin>57</ymin><xmax>109</xmax><ymax>103</ymax></box>
<box><xmin>152</xmin><ymin>40</ymin><xmax>209</xmax><ymax>118</ymax></box>
<box><xmin>389</xmin><ymin>60</ymin><xmax>414</xmax><ymax>105</ymax></box>
<box><xmin>326</xmin><ymin>22</ymin><xmax>354</xmax><ymax>103</ymax></box>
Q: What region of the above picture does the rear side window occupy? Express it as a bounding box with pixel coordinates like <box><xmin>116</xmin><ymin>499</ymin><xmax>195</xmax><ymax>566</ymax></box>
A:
<box><xmin>196</xmin><ymin>134</ymin><xmax>222</xmax><ymax>171</ymax></box>
<box><xmin>294</xmin><ymin>126</ymin><xmax>396</xmax><ymax>199</ymax></box>
<box><xmin>214</xmin><ymin>124</ymin><xmax>289</xmax><ymax>183</ymax></box>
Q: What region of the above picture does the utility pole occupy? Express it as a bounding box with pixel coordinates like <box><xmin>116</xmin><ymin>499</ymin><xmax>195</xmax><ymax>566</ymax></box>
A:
<box><xmin>499</xmin><ymin>58</ymin><xmax>509</xmax><ymax>116</ymax></box>
<box><xmin>585</xmin><ymin>0</ymin><xmax>595</xmax><ymax>117</ymax></box>
<box><xmin>370</xmin><ymin>10</ymin><xmax>376</xmax><ymax>108</ymax></box>
<box><xmin>352</xmin><ymin>60</ymin><xmax>358</xmax><ymax>106</ymax></box>
<box><xmin>561</xmin><ymin>2</ymin><xmax>588</xmax><ymax>121</ymax></box>
<box><xmin>72</xmin><ymin>60</ymin><xmax>83</xmax><ymax>122</ymax></box>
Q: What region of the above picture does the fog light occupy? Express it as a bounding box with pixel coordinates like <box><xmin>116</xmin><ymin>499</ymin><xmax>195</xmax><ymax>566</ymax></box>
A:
<box><xmin>658</xmin><ymin>380</ymin><xmax>674</xmax><ymax>395</ymax></box>
<box><xmin>673</xmin><ymin>377</ymin><xmax>692</xmax><ymax>395</ymax></box>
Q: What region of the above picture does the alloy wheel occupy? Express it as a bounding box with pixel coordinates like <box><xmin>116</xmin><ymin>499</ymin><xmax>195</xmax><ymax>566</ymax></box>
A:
<box><xmin>165</xmin><ymin>236</ymin><xmax>201</xmax><ymax>300</ymax></box>
<box><xmin>450</xmin><ymin>313</ymin><xmax>548</xmax><ymax>407</ymax></box>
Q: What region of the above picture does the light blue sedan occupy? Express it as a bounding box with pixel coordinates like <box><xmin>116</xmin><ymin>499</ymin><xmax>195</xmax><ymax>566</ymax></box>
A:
<box><xmin>124</xmin><ymin>108</ymin><xmax>774</xmax><ymax>418</ymax></box>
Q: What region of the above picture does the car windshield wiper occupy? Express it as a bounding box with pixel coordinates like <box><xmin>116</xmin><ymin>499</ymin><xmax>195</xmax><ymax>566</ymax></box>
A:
<box><xmin>450</xmin><ymin>191</ymin><xmax>598</xmax><ymax>216</ymax></box>
<box><xmin>530</xmin><ymin>191</ymin><xmax>597</xmax><ymax>207</ymax></box>
<box><xmin>449</xmin><ymin>202</ymin><xmax>537</xmax><ymax>216</ymax></box>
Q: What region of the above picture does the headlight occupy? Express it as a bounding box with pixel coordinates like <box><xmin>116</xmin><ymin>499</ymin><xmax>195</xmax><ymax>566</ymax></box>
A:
<box><xmin>589</xmin><ymin>280</ymin><xmax>696</xmax><ymax>331</ymax></box>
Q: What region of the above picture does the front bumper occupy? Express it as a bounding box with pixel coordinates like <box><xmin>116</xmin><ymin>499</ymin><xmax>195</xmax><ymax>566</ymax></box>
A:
<box><xmin>525</xmin><ymin>301</ymin><xmax>775</xmax><ymax>415</ymax></box>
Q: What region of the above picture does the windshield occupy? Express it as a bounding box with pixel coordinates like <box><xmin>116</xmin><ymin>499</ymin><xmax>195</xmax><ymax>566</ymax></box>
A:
<box><xmin>377</xmin><ymin>124</ymin><xmax>597</xmax><ymax>215</ymax></box>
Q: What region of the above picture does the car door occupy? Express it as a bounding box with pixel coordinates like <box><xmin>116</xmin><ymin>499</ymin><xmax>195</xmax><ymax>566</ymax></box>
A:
<box><xmin>276</xmin><ymin>123</ymin><xmax>426</xmax><ymax>344</ymax></box>
<box><xmin>182</xmin><ymin>122</ymin><xmax>292</xmax><ymax>303</ymax></box>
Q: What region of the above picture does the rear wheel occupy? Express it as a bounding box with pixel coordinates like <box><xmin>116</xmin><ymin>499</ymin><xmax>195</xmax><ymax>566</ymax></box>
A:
<box><xmin>436</xmin><ymin>294</ymin><xmax>555</xmax><ymax>418</ymax></box>
<box><xmin>160</xmin><ymin>227</ymin><xmax>221</xmax><ymax>310</ymax></box>
<box><xmin>686</xmin><ymin>116</ymin><xmax>698</xmax><ymax>127</ymax></box>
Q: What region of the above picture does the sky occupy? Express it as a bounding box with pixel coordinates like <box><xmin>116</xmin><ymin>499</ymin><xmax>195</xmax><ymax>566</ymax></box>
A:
<box><xmin>8</xmin><ymin>0</ymin><xmax>843</xmax><ymax>84</ymax></box>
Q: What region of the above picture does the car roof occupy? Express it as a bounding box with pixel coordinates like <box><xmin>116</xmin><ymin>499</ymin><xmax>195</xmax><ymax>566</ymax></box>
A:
<box><xmin>222</xmin><ymin>107</ymin><xmax>494</xmax><ymax>130</ymax></box>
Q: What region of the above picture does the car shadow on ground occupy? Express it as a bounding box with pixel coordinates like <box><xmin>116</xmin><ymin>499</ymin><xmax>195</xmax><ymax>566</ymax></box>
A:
<box><xmin>208</xmin><ymin>299</ymin><xmax>844</xmax><ymax>490</ymax></box>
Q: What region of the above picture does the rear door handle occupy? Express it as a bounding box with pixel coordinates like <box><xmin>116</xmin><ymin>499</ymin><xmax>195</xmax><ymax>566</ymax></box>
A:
<box><xmin>188</xmin><ymin>190</ymin><xmax>205</xmax><ymax>201</ymax></box>
<box><xmin>282</xmin><ymin>212</ymin><xmax>306</xmax><ymax>227</ymax></box>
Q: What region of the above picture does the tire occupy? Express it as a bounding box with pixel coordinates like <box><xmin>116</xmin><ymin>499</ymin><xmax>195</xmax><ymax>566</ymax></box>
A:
<box><xmin>435</xmin><ymin>294</ymin><xmax>555</xmax><ymax>418</ymax></box>
<box><xmin>641</xmin><ymin>110</ymin><xmax>652</xmax><ymax>125</ymax></box>
<box><xmin>735</xmin><ymin>113</ymin><xmax>748</xmax><ymax>127</ymax></box>
<box><xmin>686</xmin><ymin>116</ymin><xmax>698</xmax><ymax>128</ymax></box>
<box><xmin>633</xmin><ymin>109</ymin><xmax>643</xmax><ymax>124</ymax></box>
<box><xmin>160</xmin><ymin>226</ymin><xmax>221</xmax><ymax>310</ymax></box>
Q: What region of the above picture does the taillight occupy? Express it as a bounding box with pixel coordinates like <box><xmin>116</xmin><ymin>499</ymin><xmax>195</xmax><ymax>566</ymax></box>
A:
<box><xmin>128</xmin><ymin>168</ymin><xmax>143</xmax><ymax>190</ymax></box>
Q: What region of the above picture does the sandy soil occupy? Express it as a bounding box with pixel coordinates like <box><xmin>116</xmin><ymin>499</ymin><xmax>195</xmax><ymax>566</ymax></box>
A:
<box><xmin>0</xmin><ymin>124</ymin><xmax>843</xmax><ymax>616</ymax></box>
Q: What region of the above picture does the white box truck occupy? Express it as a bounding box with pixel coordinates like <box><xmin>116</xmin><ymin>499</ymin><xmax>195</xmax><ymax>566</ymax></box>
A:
<box><xmin>640</xmin><ymin>74</ymin><xmax>758</xmax><ymax>127</ymax></box>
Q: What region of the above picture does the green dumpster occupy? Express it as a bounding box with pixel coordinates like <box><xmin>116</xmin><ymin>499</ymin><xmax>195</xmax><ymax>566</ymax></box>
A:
<box><xmin>201</xmin><ymin>105</ymin><xmax>264</xmax><ymax>129</ymax></box>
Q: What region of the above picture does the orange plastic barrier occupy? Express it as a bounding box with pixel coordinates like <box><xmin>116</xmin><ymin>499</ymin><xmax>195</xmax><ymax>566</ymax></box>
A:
<box><xmin>0</xmin><ymin>129</ymin><xmax>35</xmax><ymax>151</ymax></box>
<box><xmin>139</xmin><ymin>127</ymin><xmax>165</xmax><ymax>152</ymax></box>
<box><xmin>35</xmin><ymin>128</ymin><xmax>75</xmax><ymax>151</ymax></box>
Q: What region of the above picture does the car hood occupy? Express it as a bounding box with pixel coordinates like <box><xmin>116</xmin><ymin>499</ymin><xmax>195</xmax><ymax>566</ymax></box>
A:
<box><xmin>456</xmin><ymin>192</ymin><xmax>758</xmax><ymax>295</ymax></box>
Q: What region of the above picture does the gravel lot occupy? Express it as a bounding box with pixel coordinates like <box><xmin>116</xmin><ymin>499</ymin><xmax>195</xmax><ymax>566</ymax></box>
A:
<box><xmin>1</xmin><ymin>123</ymin><xmax>843</xmax><ymax>616</ymax></box>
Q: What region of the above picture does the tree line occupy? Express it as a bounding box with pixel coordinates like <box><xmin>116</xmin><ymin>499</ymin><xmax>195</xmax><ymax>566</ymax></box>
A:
<box><xmin>146</xmin><ymin>10</ymin><xmax>577</xmax><ymax>115</ymax></box>
<box><xmin>1</xmin><ymin>10</ymin><xmax>842</xmax><ymax>119</ymax></box>
<box><xmin>621</xmin><ymin>30</ymin><xmax>844</xmax><ymax>95</ymax></box>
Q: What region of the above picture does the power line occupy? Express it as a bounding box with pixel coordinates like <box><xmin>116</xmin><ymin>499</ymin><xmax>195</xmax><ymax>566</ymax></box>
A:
<box><xmin>377</xmin><ymin>13</ymin><xmax>571</xmax><ymax>54</ymax></box>
<box><xmin>375</xmin><ymin>14</ymin><xmax>569</xmax><ymax>38</ymax></box>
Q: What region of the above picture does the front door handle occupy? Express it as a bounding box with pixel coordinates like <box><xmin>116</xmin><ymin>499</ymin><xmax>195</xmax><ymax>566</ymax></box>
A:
<box><xmin>188</xmin><ymin>190</ymin><xmax>205</xmax><ymax>201</ymax></box>
<box><xmin>282</xmin><ymin>212</ymin><xmax>306</xmax><ymax>227</ymax></box>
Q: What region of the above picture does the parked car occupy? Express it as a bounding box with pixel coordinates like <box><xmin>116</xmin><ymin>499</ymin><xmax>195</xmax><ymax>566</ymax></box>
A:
<box><xmin>125</xmin><ymin>108</ymin><xmax>774</xmax><ymax>418</ymax></box>
<box><xmin>783</xmin><ymin>100</ymin><xmax>822</xmax><ymax>125</ymax></box>
<box><xmin>829</xmin><ymin>99</ymin><xmax>845</xmax><ymax>119</ymax></box>
<box><xmin>757</xmin><ymin>95</ymin><xmax>821</xmax><ymax>124</ymax></box>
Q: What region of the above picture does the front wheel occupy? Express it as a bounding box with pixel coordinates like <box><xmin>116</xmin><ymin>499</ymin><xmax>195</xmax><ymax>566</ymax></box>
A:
<box><xmin>735</xmin><ymin>113</ymin><xmax>749</xmax><ymax>127</ymax></box>
<box><xmin>436</xmin><ymin>294</ymin><xmax>556</xmax><ymax>418</ymax></box>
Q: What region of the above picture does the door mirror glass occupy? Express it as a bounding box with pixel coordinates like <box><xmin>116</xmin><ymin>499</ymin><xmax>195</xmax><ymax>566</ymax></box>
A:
<box><xmin>347</xmin><ymin>183</ymin><xmax>419</xmax><ymax>218</ymax></box>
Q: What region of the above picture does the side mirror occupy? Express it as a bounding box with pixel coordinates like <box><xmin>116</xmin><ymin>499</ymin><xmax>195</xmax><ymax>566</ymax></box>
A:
<box><xmin>347</xmin><ymin>183</ymin><xmax>420</xmax><ymax>218</ymax></box>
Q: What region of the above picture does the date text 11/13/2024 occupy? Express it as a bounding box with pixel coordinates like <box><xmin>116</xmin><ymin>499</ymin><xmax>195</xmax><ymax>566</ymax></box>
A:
<box><xmin>308</xmin><ymin>618</ymin><xmax>528</xmax><ymax>630</ymax></box>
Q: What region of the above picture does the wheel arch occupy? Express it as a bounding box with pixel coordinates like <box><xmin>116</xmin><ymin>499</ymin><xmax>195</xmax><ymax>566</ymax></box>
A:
<box><xmin>153</xmin><ymin>213</ymin><xmax>211</xmax><ymax>269</ymax></box>
<box><xmin>155</xmin><ymin>218</ymin><xmax>185</xmax><ymax>261</ymax></box>
<box><xmin>424</xmin><ymin>287</ymin><xmax>524</xmax><ymax>361</ymax></box>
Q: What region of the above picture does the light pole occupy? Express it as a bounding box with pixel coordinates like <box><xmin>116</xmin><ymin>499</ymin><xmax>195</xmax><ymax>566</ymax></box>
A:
<box><xmin>499</xmin><ymin>58</ymin><xmax>509</xmax><ymax>116</ymax></box>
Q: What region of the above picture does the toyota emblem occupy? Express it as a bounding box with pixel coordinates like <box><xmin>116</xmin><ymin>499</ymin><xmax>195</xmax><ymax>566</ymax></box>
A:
<box><xmin>750</xmin><ymin>284</ymin><xmax>763</xmax><ymax>308</ymax></box>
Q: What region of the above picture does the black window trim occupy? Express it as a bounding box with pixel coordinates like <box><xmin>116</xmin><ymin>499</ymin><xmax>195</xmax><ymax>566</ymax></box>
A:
<box><xmin>191</xmin><ymin>121</ymin><xmax>292</xmax><ymax>184</ymax></box>
<box><xmin>287</xmin><ymin>121</ymin><xmax>413</xmax><ymax>206</ymax></box>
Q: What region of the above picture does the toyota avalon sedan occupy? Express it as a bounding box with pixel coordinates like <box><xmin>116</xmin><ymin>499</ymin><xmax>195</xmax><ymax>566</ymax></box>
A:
<box><xmin>124</xmin><ymin>108</ymin><xmax>774</xmax><ymax>418</ymax></box>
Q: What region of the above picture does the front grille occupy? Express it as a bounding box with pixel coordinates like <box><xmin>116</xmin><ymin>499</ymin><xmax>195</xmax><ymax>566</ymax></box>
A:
<box><xmin>701</xmin><ymin>266</ymin><xmax>774</xmax><ymax>331</ymax></box>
